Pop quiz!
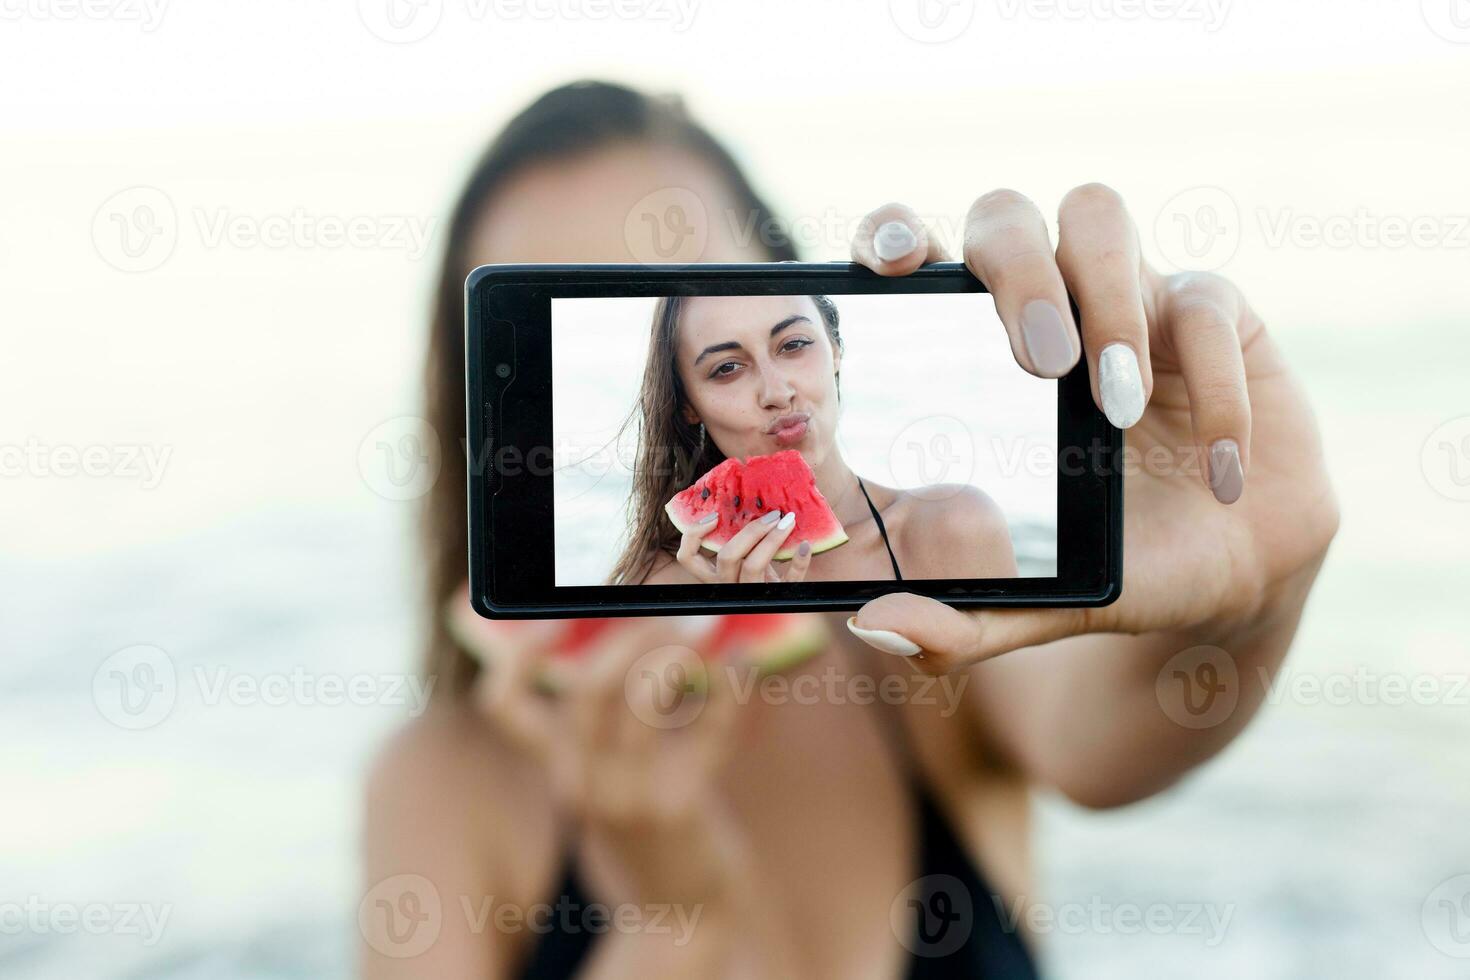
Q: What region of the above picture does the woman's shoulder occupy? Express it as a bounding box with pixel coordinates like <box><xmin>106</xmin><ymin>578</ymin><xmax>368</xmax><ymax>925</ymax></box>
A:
<box><xmin>364</xmin><ymin>700</ymin><xmax>560</xmax><ymax>876</ymax></box>
<box><xmin>886</xmin><ymin>482</ymin><xmax>1017</xmax><ymax>577</ymax></box>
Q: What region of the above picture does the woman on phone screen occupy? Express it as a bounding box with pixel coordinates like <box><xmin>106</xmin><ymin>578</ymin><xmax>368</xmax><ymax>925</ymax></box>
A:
<box><xmin>362</xmin><ymin>80</ymin><xmax>1339</xmax><ymax>979</ymax></box>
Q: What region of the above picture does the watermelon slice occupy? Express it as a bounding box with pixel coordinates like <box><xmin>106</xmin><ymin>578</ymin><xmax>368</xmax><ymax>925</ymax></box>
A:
<box><xmin>664</xmin><ymin>450</ymin><xmax>849</xmax><ymax>561</ymax></box>
<box><xmin>447</xmin><ymin>601</ymin><xmax>828</xmax><ymax>693</ymax></box>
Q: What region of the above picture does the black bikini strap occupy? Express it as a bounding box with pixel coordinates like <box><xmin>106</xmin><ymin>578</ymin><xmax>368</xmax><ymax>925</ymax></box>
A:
<box><xmin>856</xmin><ymin>476</ymin><xmax>903</xmax><ymax>581</ymax></box>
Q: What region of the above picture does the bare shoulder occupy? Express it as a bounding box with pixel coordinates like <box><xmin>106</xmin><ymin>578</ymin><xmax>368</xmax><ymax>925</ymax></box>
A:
<box><xmin>893</xmin><ymin>483</ymin><xmax>1018</xmax><ymax>578</ymax></box>
<box><xmin>363</xmin><ymin>700</ymin><xmax>560</xmax><ymax>908</ymax></box>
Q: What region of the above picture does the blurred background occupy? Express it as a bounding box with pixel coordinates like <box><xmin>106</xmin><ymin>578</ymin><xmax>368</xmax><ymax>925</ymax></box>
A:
<box><xmin>2</xmin><ymin>1</ymin><xmax>1469</xmax><ymax>977</ymax></box>
<box><xmin>550</xmin><ymin>293</ymin><xmax>1057</xmax><ymax>585</ymax></box>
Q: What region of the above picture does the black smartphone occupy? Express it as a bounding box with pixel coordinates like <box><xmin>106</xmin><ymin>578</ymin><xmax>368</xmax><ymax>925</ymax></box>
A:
<box><xmin>465</xmin><ymin>261</ymin><xmax>1121</xmax><ymax>619</ymax></box>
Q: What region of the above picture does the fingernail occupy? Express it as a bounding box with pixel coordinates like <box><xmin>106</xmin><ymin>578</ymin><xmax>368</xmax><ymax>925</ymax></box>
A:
<box><xmin>873</xmin><ymin>220</ymin><xmax>917</xmax><ymax>262</ymax></box>
<box><xmin>1020</xmin><ymin>299</ymin><xmax>1075</xmax><ymax>376</ymax></box>
<box><xmin>845</xmin><ymin>616</ymin><xmax>922</xmax><ymax>657</ymax></box>
<box><xmin>797</xmin><ymin>540</ymin><xmax>811</xmax><ymax>557</ymax></box>
<box><xmin>699</xmin><ymin>512</ymin><xmax>718</xmax><ymax>524</ymax></box>
<box><xmin>1208</xmin><ymin>438</ymin><xmax>1244</xmax><ymax>504</ymax></box>
<box><xmin>1098</xmin><ymin>343</ymin><xmax>1146</xmax><ymax>429</ymax></box>
<box><xmin>761</xmin><ymin>510</ymin><xmax>781</xmax><ymax>524</ymax></box>
<box><xmin>777</xmin><ymin>511</ymin><xmax>796</xmax><ymax>530</ymax></box>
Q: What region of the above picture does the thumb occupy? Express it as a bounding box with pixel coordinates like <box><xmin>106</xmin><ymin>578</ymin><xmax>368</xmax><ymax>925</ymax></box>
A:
<box><xmin>846</xmin><ymin>592</ymin><xmax>1092</xmax><ymax>674</ymax></box>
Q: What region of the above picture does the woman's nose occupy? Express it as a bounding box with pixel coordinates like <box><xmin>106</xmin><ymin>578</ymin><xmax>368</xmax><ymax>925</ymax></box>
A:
<box><xmin>757</xmin><ymin>365</ymin><xmax>796</xmax><ymax>408</ymax></box>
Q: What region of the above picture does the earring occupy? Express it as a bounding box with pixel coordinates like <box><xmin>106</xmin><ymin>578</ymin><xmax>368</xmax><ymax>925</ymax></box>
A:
<box><xmin>696</xmin><ymin>422</ymin><xmax>706</xmax><ymax>452</ymax></box>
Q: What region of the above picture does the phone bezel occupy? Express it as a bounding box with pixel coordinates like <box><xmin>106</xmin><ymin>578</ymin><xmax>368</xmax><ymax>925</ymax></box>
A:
<box><xmin>466</xmin><ymin>261</ymin><xmax>1122</xmax><ymax>619</ymax></box>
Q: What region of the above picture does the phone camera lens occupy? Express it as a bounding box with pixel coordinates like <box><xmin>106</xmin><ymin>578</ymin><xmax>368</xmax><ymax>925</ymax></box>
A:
<box><xmin>495</xmin><ymin>363</ymin><xmax>512</xmax><ymax>379</ymax></box>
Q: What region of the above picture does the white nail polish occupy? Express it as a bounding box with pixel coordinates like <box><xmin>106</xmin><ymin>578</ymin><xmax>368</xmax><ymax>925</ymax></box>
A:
<box><xmin>845</xmin><ymin>616</ymin><xmax>922</xmax><ymax>657</ymax></box>
<box><xmin>777</xmin><ymin>511</ymin><xmax>796</xmax><ymax>530</ymax></box>
<box><xmin>1098</xmin><ymin>343</ymin><xmax>1146</xmax><ymax>429</ymax></box>
<box><xmin>698</xmin><ymin>512</ymin><xmax>718</xmax><ymax>524</ymax></box>
<box><xmin>873</xmin><ymin>221</ymin><xmax>917</xmax><ymax>262</ymax></box>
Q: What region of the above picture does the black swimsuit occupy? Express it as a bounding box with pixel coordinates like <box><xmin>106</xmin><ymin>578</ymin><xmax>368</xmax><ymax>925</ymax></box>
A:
<box><xmin>857</xmin><ymin>474</ymin><xmax>904</xmax><ymax>580</ymax></box>
<box><xmin>516</xmin><ymin>478</ymin><xmax>1039</xmax><ymax>979</ymax></box>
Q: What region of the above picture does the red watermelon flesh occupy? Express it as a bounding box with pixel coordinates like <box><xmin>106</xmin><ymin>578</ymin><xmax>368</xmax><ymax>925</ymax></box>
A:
<box><xmin>664</xmin><ymin>450</ymin><xmax>849</xmax><ymax>561</ymax></box>
<box><xmin>447</xmin><ymin>600</ymin><xmax>829</xmax><ymax>693</ymax></box>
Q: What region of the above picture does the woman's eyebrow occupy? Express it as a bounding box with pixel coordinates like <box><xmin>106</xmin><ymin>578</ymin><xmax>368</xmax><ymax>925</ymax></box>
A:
<box><xmin>692</xmin><ymin>314</ymin><xmax>812</xmax><ymax>366</ymax></box>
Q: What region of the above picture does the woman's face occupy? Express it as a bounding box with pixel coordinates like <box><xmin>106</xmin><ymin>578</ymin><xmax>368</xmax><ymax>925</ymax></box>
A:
<box><xmin>675</xmin><ymin>295</ymin><xmax>841</xmax><ymax>467</ymax></box>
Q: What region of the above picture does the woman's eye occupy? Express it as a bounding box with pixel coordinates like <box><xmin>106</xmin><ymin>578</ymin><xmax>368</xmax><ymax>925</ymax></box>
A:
<box><xmin>711</xmin><ymin>361</ymin><xmax>739</xmax><ymax>378</ymax></box>
<box><xmin>782</xmin><ymin>338</ymin><xmax>813</xmax><ymax>353</ymax></box>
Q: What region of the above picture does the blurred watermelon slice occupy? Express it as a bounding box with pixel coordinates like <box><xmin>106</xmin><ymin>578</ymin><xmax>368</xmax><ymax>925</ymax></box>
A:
<box><xmin>447</xmin><ymin>599</ymin><xmax>828</xmax><ymax>693</ymax></box>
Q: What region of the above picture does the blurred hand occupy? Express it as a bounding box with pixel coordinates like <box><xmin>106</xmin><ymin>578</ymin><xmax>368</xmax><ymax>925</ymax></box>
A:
<box><xmin>447</xmin><ymin>593</ymin><xmax>749</xmax><ymax>908</ymax></box>
<box><xmin>676</xmin><ymin>508</ymin><xmax>813</xmax><ymax>583</ymax></box>
<box><xmin>845</xmin><ymin>189</ymin><xmax>1339</xmax><ymax>671</ymax></box>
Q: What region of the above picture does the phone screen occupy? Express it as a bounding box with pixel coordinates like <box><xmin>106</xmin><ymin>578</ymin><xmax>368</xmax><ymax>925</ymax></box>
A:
<box><xmin>550</xmin><ymin>292</ymin><xmax>1058</xmax><ymax>587</ymax></box>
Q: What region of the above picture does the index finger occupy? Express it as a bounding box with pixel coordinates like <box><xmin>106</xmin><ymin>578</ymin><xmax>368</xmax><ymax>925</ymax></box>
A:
<box><xmin>852</xmin><ymin>203</ymin><xmax>951</xmax><ymax>275</ymax></box>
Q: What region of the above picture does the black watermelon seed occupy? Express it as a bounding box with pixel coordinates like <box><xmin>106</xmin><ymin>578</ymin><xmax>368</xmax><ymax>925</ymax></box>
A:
<box><xmin>756</xmin><ymin>496</ymin><xmax>764</xmax><ymax>509</ymax></box>
<box><xmin>700</xmin><ymin>487</ymin><xmax>710</xmax><ymax>500</ymax></box>
<box><xmin>733</xmin><ymin>495</ymin><xmax>741</xmax><ymax>508</ymax></box>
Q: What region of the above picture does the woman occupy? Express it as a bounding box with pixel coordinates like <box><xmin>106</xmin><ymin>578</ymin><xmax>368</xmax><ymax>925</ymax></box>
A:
<box><xmin>363</xmin><ymin>81</ymin><xmax>1339</xmax><ymax>978</ymax></box>
<box><xmin>609</xmin><ymin>292</ymin><xmax>1018</xmax><ymax>588</ymax></box>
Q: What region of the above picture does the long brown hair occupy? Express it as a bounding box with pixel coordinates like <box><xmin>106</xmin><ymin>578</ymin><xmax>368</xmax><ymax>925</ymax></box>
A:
<box><xmin>422</xmin><ymin>80</ymin><xmax>798</xmax><ymax>698</ymax></box>
<box><xmin>605</xmin><ymin>294</ymin><xmax>843</xmax><ymax>586</ymax></box>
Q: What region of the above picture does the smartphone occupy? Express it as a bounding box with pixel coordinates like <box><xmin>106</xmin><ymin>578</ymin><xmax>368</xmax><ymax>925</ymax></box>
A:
<box><xmin>465</xmin><ymin>261</ymin><xmax>1121</xmax><ymax>619</ymax></box>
